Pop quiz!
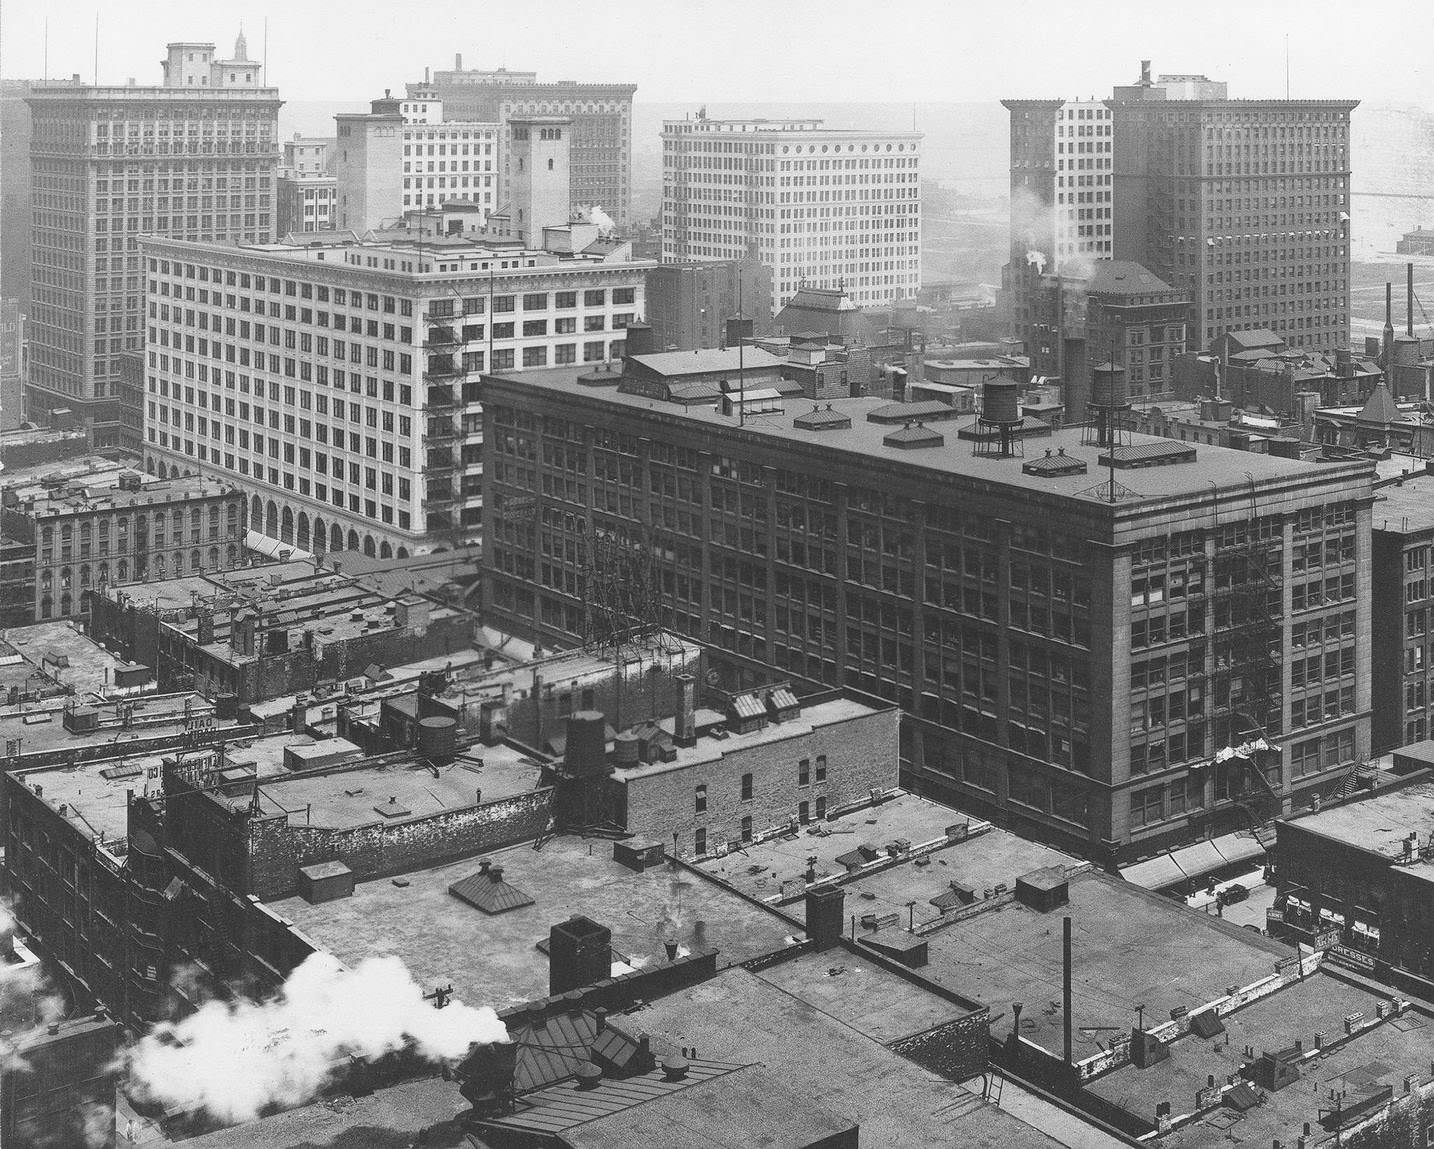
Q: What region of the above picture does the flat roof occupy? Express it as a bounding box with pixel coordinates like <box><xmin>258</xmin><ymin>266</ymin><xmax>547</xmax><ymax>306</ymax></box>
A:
<box><xmin>15</xmin><ymin>475</ymin><xmax>234</xmax><ymax>519</ymax></box>
<box><xmin>914</xmin><ymin>870</ymin><xmax>1291</xmax><ymax>1059</ymax></box>
<box><xmin>696</xmin><ymin>793</ymin><xmax>1075</xmax><ymax>921</ymax></box>
<box><xmin>628</xmin><ymin>966</ymin><xmax>1060</xmax><ymax>1149</ymax></box>
<box><xmin>1086</xmin><ymin>972</ymin><xmax>1432</xmax><ymax>1145</ymax></box>
<box><xmin>180</xmin><ymin>1075</ymin><xmax>465</xmax><ymax>1148</ymax></box>
<box><xmin>1282</xmin><ymin>780</ymin><xmax>1434</xmax><ymax>866</ymax></box>
<box><xmin>263</xmin><ymin>835</ymin><xmax>797</xmax><ymax>1010</ymax></box>
<box><xmin>610</xmin><ymin>695</ymin><xmax>884</xmax><ymax>783</ymax></box>
<box><xmin>0</xmin><ymin>690</ymin><xmax>223</xmax><ymax>760</ymax></box>
<box><xmin>485</xmin><ymin>367</ymin><xmax>1373</xmax><ymax>510</ymax></box>
<box><xmin>0</xmin><ymin>621</ymin><xmax>134</xmax><ymax>699</ymax></box>
<box><xmin>1374</xmin><ymin>478</ymin><xmax>1434</xmax><ymax>535</ymax></box>
<box><xmin>253</xmin><ymin>743</ymin><xmax>543</xmax><ymax>830</ymax></box>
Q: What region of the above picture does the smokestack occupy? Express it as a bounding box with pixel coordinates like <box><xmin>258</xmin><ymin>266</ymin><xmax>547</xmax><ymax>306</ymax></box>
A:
<box><xmin>1063</xmin><ymin>915</ymin><xmax>1074</xmax><ymax>1065</ymax></box>
<box><xmin>1410</xmin><ymin>262</ymin><xmax>1416</xmax><ymax>338</ymax></box>
<box><xmin>1384</xmin><ymin>282</ymin><xmax>1395</xmax><ymax>369</ymax></box>
<box><xmin>548</xmin><ymin>915</ymin><xmax>612</xmax><ymax>996</ymax></box>
<box><xmin>674</xmin><ymin>673</ymin><xmax>696</xmax><ymax>746</ymax></box>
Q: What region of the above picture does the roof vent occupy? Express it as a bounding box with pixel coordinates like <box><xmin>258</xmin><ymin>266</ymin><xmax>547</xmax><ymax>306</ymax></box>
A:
<box><xmin>883</xmin><ymin>421</ymin><xmax>944</xmax><ymax>450</ymax></box>
<box><xmin>1098</xmin><ymin>441</ymin><xmax>1198</xmax><ymax>469</ymax></box>
<box><xmin>793</xmin><ymin>403</ymin><xmax>851</xmax><ymax>432</ymax></box>
<box><xmin>1023</xmin><ymin>448</ymin><xmax>1088</xmax><ymax>478</ymax></box>
<box><xmin>575</xmin><ymin>1061</ymin><xmax>603</xmax><ymax>1090</ymax></box>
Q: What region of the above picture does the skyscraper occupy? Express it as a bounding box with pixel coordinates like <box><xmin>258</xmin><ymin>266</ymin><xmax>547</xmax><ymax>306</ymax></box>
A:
<box><xmin>1108</xmin><ymin>62</ymin><xmax>1355</xmax><ymax>351</ymax></box>
<box><xmin>409</xmin><ymin>60</ymin><xmax>635</xmax><ymax>226</ymax></box>
<box><xmin>24</xmin><ymin>34</ymin><xmax>280</xmax><ymax>446</ymax></box>
<box><xmin>661</xmin><ymin>114</ymin><xmax>922</xmax><ymax>314</ymax></box>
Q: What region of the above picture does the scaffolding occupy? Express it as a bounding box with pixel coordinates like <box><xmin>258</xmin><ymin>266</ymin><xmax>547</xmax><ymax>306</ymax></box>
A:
<box><xmin>580</xmin><ymin>523</ymin><xmax>683</xmax><ymax>660</ymax></box>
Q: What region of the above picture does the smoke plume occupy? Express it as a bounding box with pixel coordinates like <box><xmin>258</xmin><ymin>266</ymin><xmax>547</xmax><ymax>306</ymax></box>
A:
<box><xmin>126</xmin><ymin>953</ymin><xmax>508</xmax><ymax>1125</ymax></box>
<box><xmin>0</xmin><ymin>901</ymin><xmax>65</xmax><ymax>1071</ymax></box>
<box><xmin>1025</xmin><ymin>250</ymin><xmax>1047</xmax><ymax>274</ymax></box>
<box><xmin>584</xmin><ymin>205</ymin><xmax>616</xmax><ymax>237</ymax></box>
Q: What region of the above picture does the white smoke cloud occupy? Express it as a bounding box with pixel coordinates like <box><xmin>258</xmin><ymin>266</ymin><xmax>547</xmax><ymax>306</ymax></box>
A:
<box><xmin>584</xmin><ymin>205</ymin><xmax>616</xmax><ymax>237</ymax></box>
<box><xmin>1025</xmin><ymin>250</ymin><xmax>1047</xmax><ymax>274</ymax></box>
<box><xmin>0</xmin><ymin>901</ymin><xmax>66</xmax><ymax>1072</ymax></box>
<box><xmin>125</xmin><ymin>953</ymin><xmax>508</xmax><ymax>1126</ymax></box>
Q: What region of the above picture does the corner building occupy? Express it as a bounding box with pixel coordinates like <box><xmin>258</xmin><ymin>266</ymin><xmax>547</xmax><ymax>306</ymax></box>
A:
<box><xmin>480</xmin><ymin>366</ymin><xmax>1374</xmax><ymax>858</ymax></box>
<box><xmin>661</xmin><ymin>116</ymin><xmax>921</xmax><ymax>313</ymax></box>
<box><xmin>141</xmin><ymin>235</ymin><xmax>646</xmax><ymax>556</ymax></box>
<box><xmin>24</xmin><ymin>35</ymin><xmax>280</xmax><ymax>445</ymax></box>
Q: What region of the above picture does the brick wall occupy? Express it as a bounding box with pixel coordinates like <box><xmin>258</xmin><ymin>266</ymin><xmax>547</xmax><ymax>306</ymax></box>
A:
<box><xmin>890</xmin><ymin>1010</ymin><xmax>990</xmax><ymax>1084</ymax></box>
<box><xmin>241</xmin><ymin>787</ymin><xmax>555</xmax><ymax>900</ymax></box>
<box><xmin>616</xmin><ymin>704</ymin><xmax>898</xmax><ymax>855</ymax></box>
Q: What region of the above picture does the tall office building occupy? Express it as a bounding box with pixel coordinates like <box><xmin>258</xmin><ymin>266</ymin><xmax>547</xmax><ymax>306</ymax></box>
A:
<box><xmin>1108</xmin><ymin>61</ymin><xmax>1356</xmax><ymax>351</ymax></box>
<box><xmin>333</xmin><ymin>91</ymin><xmax>504</xmax><ymax>232</ymax></box>
<box><xmin>2</xmin><ymin>80</ymin><xmax>41</xmax><ymax>313</ymax></box>
<box><xmin>480</xmin><ymin>365</ymin><xmax>1373</xmax><ymax>858</ymax></box>
<box><xmin>25</xmin><ymin>34</ymin><xmax>280</xmax><ymax>447</ymax></box>
<box><xmin>661</xmin><ymin>114</ymin><xmax>922</xmax><ymax>314</ymax></box>
<box><xmin>1001</xmin><ymin>97</ymin><xmax>1113</xmax><ymax>361</ymax></box>
<box><xmin>408</xmin><ymin>60</ymin><xmax>635</xmax><ymax>225</ymax></box>
<box><xmin>141</xmin><ymin>232</ymin><xmax>647</xmax><ymax>556</ymax></box>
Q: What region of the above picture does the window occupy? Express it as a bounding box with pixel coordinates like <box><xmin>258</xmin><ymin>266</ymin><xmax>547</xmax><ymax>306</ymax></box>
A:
<box><xmin>815</xmin><ymin>755</ymin><xmax>827</xmax><ymax>782</ymax></box>
<box><xmin>798</xmin><ymin>758</ymin><xmax>810</xmax><ymax>785</ymax></box>
<box><xmin>740</xmin><ymin>816</ymin><xmax>753</xmax><ymax>843</ymax></box>
<box><xmin>815</xmin><ymin>796</ymin><xmax>827</xmax><ymax>820</ymax></box>
<box><xmin>695</xmin><ymin>785</ymin><xmax>707</xmax><ymax>813</ymax></box>
<box><xmin>695</xmin><ymin>828</ymin><xmax>707</xmax><ymax>855</ymax></box>
<box><xmin>1130</xmin><ymin>785</ymin><xmax>1163</xmax><ymax>829</ymax></box>
<box><xmin>740</xmin><ymin>773</ymin><xmax>753</xmax><ymax>801</ymax></box>
<box><xmin>798</xmin><ymin>801</ymin><xmax>810</xmax><ymax>823</ymax></box>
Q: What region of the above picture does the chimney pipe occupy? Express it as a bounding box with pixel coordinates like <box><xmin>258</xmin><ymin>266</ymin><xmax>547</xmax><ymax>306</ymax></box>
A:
<box><xmin>1384</xmin><ymin>282</ymin><xmax>1395</xmax><ymax>370</ymax></box>
<box><xmin>1410</xmin><ymin>263</ymin><xmax>1416</xmax><ymax>338</ymax></box>
<box><xmin>1063</xmin><ymin>915</ymin><xmax>1074</xmax><ymax>1065</ymax></box>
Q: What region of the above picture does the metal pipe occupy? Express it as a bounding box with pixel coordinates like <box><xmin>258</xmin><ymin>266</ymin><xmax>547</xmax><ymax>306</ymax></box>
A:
<box><xmin>1063</xmin><ymin>915</ymin><xmax>1074</xmax><ymax>1065</ymax></box>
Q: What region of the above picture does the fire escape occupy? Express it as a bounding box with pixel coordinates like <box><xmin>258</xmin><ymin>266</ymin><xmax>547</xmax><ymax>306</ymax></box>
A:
<box><xmin>1206</xmin><ymin>506</ymin><xmax>1285</xmax><ymax>830</ymax></box>
<box><xmin>422</xmin><ymin>312</ymin><xmax>465</xmax><ymax>542</ymax></box>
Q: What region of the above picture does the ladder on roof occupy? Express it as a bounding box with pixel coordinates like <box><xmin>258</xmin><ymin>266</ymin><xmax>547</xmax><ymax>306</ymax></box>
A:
<box><xmin>982</xmin><ymin>1070</ymin><xmax>1004</xmax><ymax>1106</ymax></box>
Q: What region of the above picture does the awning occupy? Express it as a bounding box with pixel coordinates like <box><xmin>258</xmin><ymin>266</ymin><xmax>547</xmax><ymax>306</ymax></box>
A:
<box><xmin>245</xmin><ymin>530</ymin><xmax>313</xmax><ymax>562</ymax></box>
<box><xmin>1121</xmin><ymin>829</ymin><xmax>1268</xmax><ymax>891</ymax></box>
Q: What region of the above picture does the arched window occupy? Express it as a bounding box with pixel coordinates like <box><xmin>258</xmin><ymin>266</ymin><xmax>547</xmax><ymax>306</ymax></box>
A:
<box><xmin>98</xmin><ymin>563</ymin><xmax>109</xmax><ymax>586</ymax></box>
<box><xmin>191</xmin><ymin>549</ymin><xmax>202</xmax><ymax>571</ymax></box>
<box><xmin>117</xmin><ymin>559</ymin><xmax>128</xmax><ymax>582</ymax></box>
<box><xmin>59</xmin><ymin>567</ymin><xmax>72</xmax><ymax>589</ymax></box>
<box><xmin>59</xmin><ymin>592</ymin><xmax>72</xmax><ymax>617</ymax></box>
<box><xmin>296</xmin><ymin>512</ymin><xmax>310</xmax><ymax>550</ymax></box>
<box><xmin>332</xmin><ymin>524</ymin><xmax>344</xmax><ymax>552</ymax></box>
<box><xmin>226</xmin><ymin>545</ymin><xmax>237</xmax><ymax>566</ymax></box>
<box><xmin>79</xmin><ymin>565</ymin><xmax>91</xmax><ymax>588</ymax></box>
<box><xmin>250</xmin><ymin>494</ymin><xmax>262</xmax><ymax>524</ymax></box>
<box><xmin>379</xmin><ymin>541</ymin><xmax>392</xmax><ymax>558</ymax></box>
<box><xmin>312</xmin><ymin>517</ymin><xmax>326</xmax><ymax>554</ymax></box>
<box><xmin>208</xmin><ymin>546</ymin><xmax>219</xmax><ymax>569</ymax></box>
<box><xmin>396</xmin><ymin>546</ymin><xmax>409</xmax><ymax>558</ymax></box>
<box><xmin>347</xmin><ymin>529</ymin><xmax>360</xmax><ymax>551</ymax></box>
<box><xmin>155</xmin><ymin>555</ymin><xmax>166</xmax><ymax>576</ymax></box>
<box><xmin>362</xmin><ymin>535</ymin><xmax>376</xmax><ymax>557</ymax></box>
<box><xmin>280</xmin><ymin>506</ymin><xmax>295</xmax><ymax>544</ymax></box>
<box><xmin>39</xmin><ymin>596</ymin><xmax>52</xmax><ymax>619</ymax></box>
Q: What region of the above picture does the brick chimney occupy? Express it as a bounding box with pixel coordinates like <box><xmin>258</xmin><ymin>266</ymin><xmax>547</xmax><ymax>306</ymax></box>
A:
<box><xmin>674</xmin><ymin>673</ymin><xmax>696</xmax><ymax>746</ymax></box>
<box><xmin>805</xmin><ymin>883</ymin><xmax>846</xmax><ymax>951</ymax></box>
<box><xmin>549</xmin><ymin>915</ymin><xmax>612</xmax><ymax>996</ymax></box>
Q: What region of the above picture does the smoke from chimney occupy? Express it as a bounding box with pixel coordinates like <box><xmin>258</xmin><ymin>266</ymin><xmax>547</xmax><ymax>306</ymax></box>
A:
<box><xmin>1025</xmin><ymin>250</ymin><xmax>1047</xmax><ymax>274</ymax></box>
<box><xmin>584</xmin><ymin>205</ymin><xmax>616</xmax><ymax>238</ymax></box>
<box><xmin>125</xmin><ymin>953</ymin><xmax>508</xmax><ymax>1124</ymax></box>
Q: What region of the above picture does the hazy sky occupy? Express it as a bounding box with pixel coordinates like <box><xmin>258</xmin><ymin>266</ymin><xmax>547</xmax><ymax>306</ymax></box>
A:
<box><xmin>2</xmin><ymin>0</ymin><xmax>1426</xmax><ymax>107</ymax></box>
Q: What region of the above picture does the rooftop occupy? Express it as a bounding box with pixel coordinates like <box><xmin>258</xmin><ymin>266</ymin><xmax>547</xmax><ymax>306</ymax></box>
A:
<box><xmin>6</xmin><ymin>474</ymin><xmax>235</xmax><ymax>519</ymax></box>
<box><xmin>608</xmin><ymin>694</ymin><xmax>884</xmax><ymax>784</ymax></box>
<box><xmin>695</xmin><ymin>793</ymin><xmax>1075</xmax><ymax>920</ymax></box>
<box><xmin>0</xmin><ymin>620</ymin><xmax>134</xmax><ymax>699</ymax></box>
<box><xmin>180</xmin><ymin>1075</ymin><xmax>467</xmax><ymax>1148</ymax></box>
<box><xmin>1374</xmin><ymin>475</ymin><xmax>1434</xmax><ymax>535</ymax></box>
<box><xmin>1281</xmin><ymin>779</ymin><xmax>1434</xmax><ymax>871</ymax></box>
<box><xmin>1083</xmin><ymin>260</ymin><xmax>1180</xmax><ymax>298</ymax></box>
<box><xmin>629</xmin><ymin>965</ymin><xmax>1060</xmax><ymax>1149</ymax></box>
<box><xmin>485</xmin><ymin>367</ymin><xmax>1372</xmax><ymax>511</ymax></box>
<box><xmin>914</xmin><ymin>870</ymin><xmax>1292</xmax><ymax>1059</ymax></box>
<box><xmin>250</xmin><ymin>743</ymin><xmax>543</xmax><ymax>830</ymax></box>
<box><xmin>263</xmin><ymin>835</ymin><xmax>798</xmax><ymax>1010</ymax></box>
<box><xmin>1086</xmin><ymin>972</ymin><xmax>1434</xmax><ymax>1146</ymax></box>
<box><xmin>625</xmin><ymin>347</ymin><xmax>786</xmax><ymax>377</ymax></box>
<box><xmin>0</xmin><ymin>690</ymin><xmax>223</xmax><ymax>763</ymax></box>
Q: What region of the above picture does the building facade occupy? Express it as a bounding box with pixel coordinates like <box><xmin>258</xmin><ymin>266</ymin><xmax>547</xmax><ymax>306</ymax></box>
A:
<box><xmin>409</xmin><ymin>62</ymin><xmax>635</xmax><ymax>225</ymax></box>
<box><xmin>660</xmin><ymin>115</ymin><xmax>921</xmax><ymax>313</ymax></box>
<box><xmin>0</xmin><ymin>470</ymin><xmax>246</xmax><ymax>621</ymax></box>
<box><xmin>2</xmin><ymin>79</ymin><xmax>39</xmax><ymax>313</ymax></box>
<box><xmin>644</xmin><ymin>259</ymin><xmax>772</xmax><ymax>352</ymax></box>
<box><xmin>277</xmin><ymin>174</ymin><xmax>337</xmax><ymax>234</ymax></box>
<box><xmin>480</xmin><ymin>365</ymin><xmax>1375</xmax><ymax>859</ymax></box>
<box><xmin>1110</xmin><ymin>84</ymin><xmax>1356</xmax><ymax>351</ymax></box>
<box><xmin>24</xmin><ymin>35</ymin><xmax>280</xmax><ymax>446</ymax></box>
<box><xmin>140</xmin><ymin>234</ymin><xmax>648</xmax><ymax>554</ymax></box>
<box><xmin>282</xmin><ymin>134</ymin><xmax>331</xmax><ymax>175</ymax></box>
<box><xmin>1371</xmin><ymin>479</ymin><xmax>1434</xmax><ymax>752</ymax></box>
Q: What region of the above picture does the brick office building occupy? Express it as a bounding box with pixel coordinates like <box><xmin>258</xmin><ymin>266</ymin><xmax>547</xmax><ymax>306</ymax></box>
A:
<box><xmin>1371</xmin><ymin>478</ymin><xmax>1434</xmax><ymax>752</ymax></box>
<box><xmin>480</xmin><ymin>365</ymin><xmax>1374</xmax><ymax>859</ymax></box>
